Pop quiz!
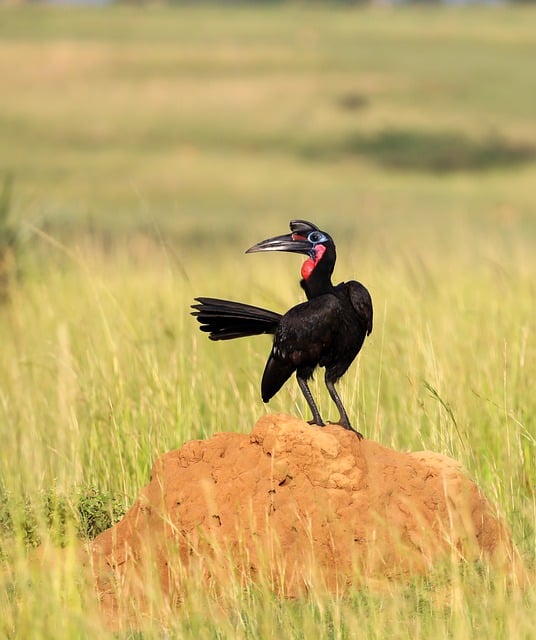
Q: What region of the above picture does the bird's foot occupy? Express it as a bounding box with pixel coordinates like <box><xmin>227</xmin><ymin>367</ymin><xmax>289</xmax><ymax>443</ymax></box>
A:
<box><xmin>308</xmin><ymin>418</ymin><xmax>326</xmax><ymax>427</ymax></box>
<box><xmin>327</xmin><ymin>420</ymin><xmax>363</xmax><ymax>439</ymax></box>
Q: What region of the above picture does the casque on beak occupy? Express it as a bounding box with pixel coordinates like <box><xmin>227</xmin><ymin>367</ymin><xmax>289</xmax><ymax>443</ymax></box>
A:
<box><xmin>246</xmin><ymin>233</ymin><xmax>312</xmax><ymax>256</ymax></box>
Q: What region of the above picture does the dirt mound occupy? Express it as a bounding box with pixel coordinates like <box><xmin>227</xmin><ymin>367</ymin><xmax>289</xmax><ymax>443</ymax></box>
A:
<box><xmin>88</xmin><ymin>414</ymin><xmax>517</xmax><ymax>625</ymax></box>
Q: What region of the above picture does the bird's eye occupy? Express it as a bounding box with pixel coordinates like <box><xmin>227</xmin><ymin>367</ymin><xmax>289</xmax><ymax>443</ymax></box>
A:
<box><xmin>307</xmin><ymin>231</ymin><xmax>326</xmax><ymax>243</ymax></box>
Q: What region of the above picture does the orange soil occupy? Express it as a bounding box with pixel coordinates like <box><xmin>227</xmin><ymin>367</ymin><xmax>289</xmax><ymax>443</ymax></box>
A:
<box><xmin>87</xmin><ymin>414</ymin><xmax>519</xmax><ymax>628</ymax></box>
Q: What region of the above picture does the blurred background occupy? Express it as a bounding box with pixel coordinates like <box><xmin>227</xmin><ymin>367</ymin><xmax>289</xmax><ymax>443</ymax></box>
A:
<box><xmin>0</xmin><ymin>6</ymin><xmax>535</xmax><ymax>635</ymax></box>
<box><xmin>1</xmin><ymin>2</ymin><xmax>535</xmax><ymax>253</ymax></box>
<box><xmin>0</xmin><ymin>0</ymin><xmax>534</xmax><ymax>526</ymax></box>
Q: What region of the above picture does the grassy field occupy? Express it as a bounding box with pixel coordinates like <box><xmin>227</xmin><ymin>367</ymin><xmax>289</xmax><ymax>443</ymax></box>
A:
<box><xmin>0</xmin><ymin>3</ymin><xmax>535</xmax><ymax>637</ymax></box>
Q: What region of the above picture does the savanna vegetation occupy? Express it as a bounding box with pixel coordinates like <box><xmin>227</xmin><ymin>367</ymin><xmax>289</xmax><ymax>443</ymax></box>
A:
<box><xmin>0</xmin><ymin>4</ymin><xmax>534</xmax><ymax>637</ymax></box>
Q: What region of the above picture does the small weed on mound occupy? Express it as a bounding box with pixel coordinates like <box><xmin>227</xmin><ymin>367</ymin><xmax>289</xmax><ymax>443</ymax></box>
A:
<box><xmin>77</xmin><ymin>487</ymin><xmax>126</xmax><ymax>540</ymax></box>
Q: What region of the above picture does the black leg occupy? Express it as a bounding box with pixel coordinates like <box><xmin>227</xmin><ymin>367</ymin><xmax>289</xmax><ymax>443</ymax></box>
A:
<box><xmin>325</xmin><ymin>377</ymin><xmax>363</xmax><ymax>439</ymax></box>
<box><xmin>297</xmin><ymin>374</ymin><xmax>325</xmax><ymax>426</ymax></box>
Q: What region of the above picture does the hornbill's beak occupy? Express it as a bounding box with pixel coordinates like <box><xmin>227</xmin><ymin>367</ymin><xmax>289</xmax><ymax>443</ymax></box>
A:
<box><xmin>246</xmin><ymin>233</ymin><xmax>312</xmax><ymax>256</ymax></box>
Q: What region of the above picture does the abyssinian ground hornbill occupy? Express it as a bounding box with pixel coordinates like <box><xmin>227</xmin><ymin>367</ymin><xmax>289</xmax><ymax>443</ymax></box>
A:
<box><xmin>191</xmin><ymin>220</ymin><xmax>373</xmax><ymax>437</ymax></box>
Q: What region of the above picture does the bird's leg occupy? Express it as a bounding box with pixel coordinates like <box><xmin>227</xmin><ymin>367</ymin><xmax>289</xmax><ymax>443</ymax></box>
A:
<box><xmin>296</xmin><ymin>374</ymin><xmax>325</xmax><ymax>426</ymax></box>
<box><xmin>325</xmin><ymin>377</ymin><xmax>363</xmax><ymax>439</ymax></box>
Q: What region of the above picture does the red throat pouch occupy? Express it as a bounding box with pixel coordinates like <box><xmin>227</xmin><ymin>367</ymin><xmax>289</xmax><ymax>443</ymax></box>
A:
<box><xmin>301</xmin><ymin>258</ymin><xmax>315</xmax><ymax>280</ymax></box>
<box><xmin>301</xmin><ymin>244</ymin><xmax>326</xmax><ymax>280</ymax></box>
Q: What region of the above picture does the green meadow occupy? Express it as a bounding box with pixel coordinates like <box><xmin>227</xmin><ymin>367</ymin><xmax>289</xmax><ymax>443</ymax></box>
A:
<box><xmin>0</xmin><ymin>3</ymin><xmax>535</xmax><ymax>637</ymax></box>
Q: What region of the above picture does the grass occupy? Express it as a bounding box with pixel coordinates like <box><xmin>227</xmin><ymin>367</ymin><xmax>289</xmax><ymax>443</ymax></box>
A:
<box><xmin>0</xmin><ymin>2</ymin><xmax>535</xmax><ymax>637</ymax></box>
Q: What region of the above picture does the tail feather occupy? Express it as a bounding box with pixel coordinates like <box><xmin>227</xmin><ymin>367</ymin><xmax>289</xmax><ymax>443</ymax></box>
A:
<box><xmin>191</xmin><ymin>297</ymin><xmax>281</xmax><ymax>341</ymax></box>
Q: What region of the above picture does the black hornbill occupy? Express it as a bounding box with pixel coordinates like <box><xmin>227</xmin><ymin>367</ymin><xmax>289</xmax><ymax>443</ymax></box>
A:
<box><xmin>191</xmin><ymin>220</ymin><xmax>373</xmax><ymax>437</ymax></box>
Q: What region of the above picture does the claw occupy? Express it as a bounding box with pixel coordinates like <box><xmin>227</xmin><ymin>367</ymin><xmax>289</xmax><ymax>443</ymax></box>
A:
<box><xmin>327</xmin><ymin>420</ymin><xmax>363</xmax><ymax>439</ymax></box>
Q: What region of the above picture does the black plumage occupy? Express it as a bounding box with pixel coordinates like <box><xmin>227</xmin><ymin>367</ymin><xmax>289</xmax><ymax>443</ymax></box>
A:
<box><xmin>191</xmin><ymin>220</ymin><xmax>372</xmax><ymax>436</ymax></box>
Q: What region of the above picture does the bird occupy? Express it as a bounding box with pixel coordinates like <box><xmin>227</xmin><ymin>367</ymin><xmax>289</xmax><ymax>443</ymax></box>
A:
<box><xmin>191</xmin><ymin>220</ymin><xmax>373</xmax><ymax>437</ymax></box>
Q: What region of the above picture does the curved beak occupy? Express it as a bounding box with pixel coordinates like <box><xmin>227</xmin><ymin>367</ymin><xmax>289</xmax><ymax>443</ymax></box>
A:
<box><xmin>246</xmin><ymin>233</ymin><xmax>312</xmax><ymax>256</ymax></box>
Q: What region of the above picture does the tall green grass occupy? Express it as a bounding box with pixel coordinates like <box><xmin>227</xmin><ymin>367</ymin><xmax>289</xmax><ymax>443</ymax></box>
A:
<box><xmin>0</xmin><ymin>4</ymin><xmax>534</xmax><ymax>637</ymax></box>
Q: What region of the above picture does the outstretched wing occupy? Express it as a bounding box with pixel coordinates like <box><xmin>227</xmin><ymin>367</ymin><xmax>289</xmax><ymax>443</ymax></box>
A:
<box><xmin>191</xmin><ymin>297</ymin><xmax>281</xmax><ymax>340</ymax></box>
